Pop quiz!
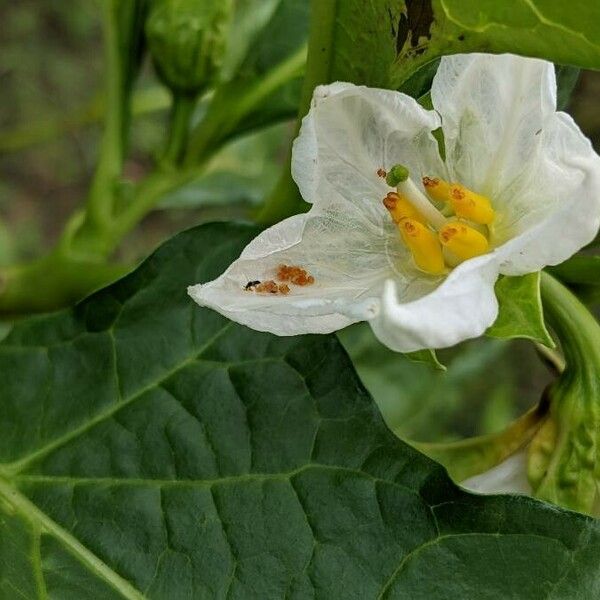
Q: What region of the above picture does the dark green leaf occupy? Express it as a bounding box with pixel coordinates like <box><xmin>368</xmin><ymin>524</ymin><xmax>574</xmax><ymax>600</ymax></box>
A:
<box><xmin>317</xmin><ymin>0</ymin><xmax>598</xmax><ymax>90</ymax></box>
<box><xmin>555</xmin><ymin>65</ymin><xmax>581</xmax><ymax>110</ymax></box>
<box><xmin>487</xmin><ymin>273</ymin><xmax>554</xmax><ymax>347</ymax></box>
<box><xmin>390</xmin><ymin>0</ymin><xmax>600</xmax><ymax>87</ymax></box>
<box><xmin>1</xmin><ymin>223</ymin><xmax>599</xmax><ymax>597</ymax></box>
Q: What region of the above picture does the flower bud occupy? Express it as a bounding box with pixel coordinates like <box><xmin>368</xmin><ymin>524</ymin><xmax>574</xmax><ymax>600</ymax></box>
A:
<box><xmin>145</xmin><ymin>0</ymin><xmax>231</xmax><ymax>95</ymax></box>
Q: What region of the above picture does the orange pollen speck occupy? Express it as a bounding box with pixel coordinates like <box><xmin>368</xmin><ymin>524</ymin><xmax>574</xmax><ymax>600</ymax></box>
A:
<box><xmin>451</xmin><ymin>187</ymin><xmax>466</xmax><ymax>200</ymax></box>
<box><xmin>377</xmin><ymin>168</ymin><xmax>387</xmax><ymax>178</ymax></box>
<box><xmin>422</xmin><ymin>176</ymin><xmax>440</xmax><ymax>188</ymax></box>
<box><xmin>402</xmin><ymin>221</ymin><xmax>418</xmax><ymax>236</ymax></box>
<box><xmin>383</xmin><ymin>191</ymin><xmax>399</xmax><ymax>210</ymax></box>
<box><xmin>440</xmin><ymin>226</ymin><xmax>459</xmax><ymax>243</ymax></box>
<box><xmin>277</xmin><ymin>264</ymin><xmax>315</xmax><ymax>286</ymax></box>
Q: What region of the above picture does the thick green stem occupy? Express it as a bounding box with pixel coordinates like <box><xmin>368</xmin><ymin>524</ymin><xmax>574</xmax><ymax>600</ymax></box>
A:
<box><xmin>161</xmin><ymin>92</ymin><xmax>197</xmax><ymax>167</ymax></box>
<box><xmin>540</xmin><ymin>272</ymin><xmax>600</xmax><ymax>385</ymax></box>
<box><xmin>110</xmin><ymin>170</ymin><xmax>197</xmax><ymax>241</ymax></box>
<box><xmin>256</xmin><ymin>0</ymin><xmax>337</xmax><ymax>224</ymax></box>
<box><xmin>527</xmin><ymin>272</ymin><xmax>600</xmax><ymax>513</ymax></box>
<box><xmin>85</xmin><ymin>1</ymin><xmax>129</xmax><ymax>233</ymax></box>
<box><xmin>0</xmin><ymin>254</ymin><xmax>130</xmax><ymax>317</ymax></box>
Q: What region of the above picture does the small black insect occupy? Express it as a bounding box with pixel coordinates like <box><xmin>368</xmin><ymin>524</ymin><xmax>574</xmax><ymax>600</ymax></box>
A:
<box><xmin>244</xmin><ymin>280</ymin><xmax>261</xmax><ymax>290</ymax></box>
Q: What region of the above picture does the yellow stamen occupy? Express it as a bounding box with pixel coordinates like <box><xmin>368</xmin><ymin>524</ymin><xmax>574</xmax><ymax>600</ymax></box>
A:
<box><xmin>448</xmin><ymin>184</ymin><xmax>495</xmax><ymax>225</ymax></box>
<box><xmin>399</xmin><ymin>218</ymin><xmax>445</xmax><ymax>275</ymax></box>
<box><xmin>422</xmin><ymin>176</ymin><xmax>452</xmax><ymax>203</ymax></box>
<box><xmin>383</xmin><ymin>192</ymin><xmax>426</xmax><ymax>225</ymax></box>
<box><xmin>439</xmin><ymin>221</ymin><xmax>489</xmax><ymax>261</ymax></box>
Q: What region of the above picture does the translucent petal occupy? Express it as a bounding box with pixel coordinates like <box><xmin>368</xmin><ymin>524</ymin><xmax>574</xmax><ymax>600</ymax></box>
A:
<box><xmin>432</xmin><ymin>53</ymin><xmax>556</xmax><ymax>199</ymax></box>
<box><xmin>188</xmin><ymin>207</ymin><xmax>396</xmax><ymax>336</ymax></box>
<box><xmin>292</xmin><ymin>82</ymin><xmax>445</xmax><ymax>228</ymax></box>
<box><xmin>493</xmin><ymin>113</ymin><xmax>600</xmax><ymax>274</ymax></box>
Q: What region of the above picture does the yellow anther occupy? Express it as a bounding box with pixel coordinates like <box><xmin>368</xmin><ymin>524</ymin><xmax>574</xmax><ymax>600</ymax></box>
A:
<box><xmin>448</xmin><ymin>184</ymin><xmax>495</xmax><ymax>225</ymax></box>
<box><xmin>399</xmin><ymin>218</ymin><xmax>445</xmax><ymax>275</ymax></box>
<box><xmin>422</xmin><ymin>176</ymin><xmax>452</xmax><ymax>203</ymax></box>
<box><xmin>439</xmin><ymin>221</ymin><xmax>489</xmax><ymax>261</ymax></box>
<box><xmin>383</xmin><ymin>192</ymin><xmax>426</xmax><ymax>225</ymax></box>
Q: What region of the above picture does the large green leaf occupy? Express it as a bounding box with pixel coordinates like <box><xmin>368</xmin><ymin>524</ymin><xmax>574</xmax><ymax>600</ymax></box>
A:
<box><xmin>390</xmin><ymin>0</ymin><xmax>600</xmax><ymax>87</ymax></box>
<box><xmin>312</xmin><ymin>0</ymin><xmax>599</xmax><ymax>89</ymax></box>
<box><xmin>1</xmin><ymin>223</ymin><xmax>600</xmax><ymax>598</ymax></box>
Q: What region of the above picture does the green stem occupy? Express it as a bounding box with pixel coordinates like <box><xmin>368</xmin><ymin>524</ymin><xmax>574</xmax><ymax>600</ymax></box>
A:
<box><xmin>0</xmin><ymin>168</ymin><xmax>200</xmax><ymax>316</ymax></box>
<box><xmin>527</xmin><ymin>272</ymin><xmax>600</xmax><ymax>513</ymax></box>
<box><xmin>256</xmin><ymin>0</ymin><xmax>337</xmax><ymax>224</ymax></box>
<box><xmin>185</xmin><ymin>43</ymin><xmax>306</xmax><ymax>165</ymax></box>
<box><xmin>85</xmin><ymin>1</ymin><xmax>128</xmax><ymax>232</ymax></box>
<box><xmin>0</xmin><ymin>254</ymin><xmax>130</xmax><ymax>317</ymax></box>
<box><xmin>161</xmin><ymin>92</ymin><xmax>197</xmax><ymax>167</ymax></box>
<box><xmin>540</xmin><ymin>272</ymin><xmax>600</xmax><ymax>379</ymax></box>
<box><xmin>111</xmin><ymin>170</ymin><xmax>198</xmax><ymax>241</ymax></box>
<box><xmin>411</xmin><ymin>402</ymin><xmax>549</xmax><ymax>481</ymax></box>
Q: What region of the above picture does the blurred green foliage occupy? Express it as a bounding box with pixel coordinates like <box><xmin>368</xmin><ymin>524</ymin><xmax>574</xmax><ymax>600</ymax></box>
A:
<box><xmin>339</xmin><ymin>323</ymin><xmax>553</xmax><ymax>442</ymax></box>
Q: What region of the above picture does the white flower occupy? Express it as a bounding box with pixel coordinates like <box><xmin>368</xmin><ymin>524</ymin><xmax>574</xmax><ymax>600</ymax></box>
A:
<box><xmin>189</xmin><ymin>53</ymin><xmax>600</xmax><ymax>352</ymax></box>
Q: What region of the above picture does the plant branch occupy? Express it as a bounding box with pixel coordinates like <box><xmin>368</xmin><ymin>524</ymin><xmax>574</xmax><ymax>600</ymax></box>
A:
<box><xmin>84</xmin><ymin>1</ymin><xmax>129</xmax><ymax>234</ymax></box>
<box><xmin>527</xmin><ymin>272</ymin><xmax>600</xmax><ymax>513</ymax></box>
<box><xmin>161</xmin><ymin>92</ymin><xmax>198</xmax><ymax>167</ymax></box>
<box><xmin>185</xmin><ymin>43</ymin><xmax>307</xmax><ymax>166</ymax></box>
<box><xmin>0</xmin><ymin>254</ymin><xmax>130</xmax><ymax>317</ymax></box>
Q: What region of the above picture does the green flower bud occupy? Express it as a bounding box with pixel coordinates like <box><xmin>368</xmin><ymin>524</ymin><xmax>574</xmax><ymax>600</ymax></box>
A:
<box><xmin>145</xmin><ymin>0</ymin><xmax>231</xmax><ymax>95</ymax></box>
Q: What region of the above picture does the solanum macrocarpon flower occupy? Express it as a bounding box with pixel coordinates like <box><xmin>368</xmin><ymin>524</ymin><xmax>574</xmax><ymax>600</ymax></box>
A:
<box><xmin>189</xmin><ymin>53</ymin><xmax>600</xmax><ymax>352</ymax></box>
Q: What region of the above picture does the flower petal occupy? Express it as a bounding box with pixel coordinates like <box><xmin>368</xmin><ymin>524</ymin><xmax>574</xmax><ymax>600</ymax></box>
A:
<box><xmin>369</xmin><ymin>253</ymin><xmax>500</xmax><ymax>353</ymax></box>
<box><xmin>493</xmin><ymin>112</ymin><xmax>600</xmax><ymax>274</ymax></box>
<box><xmin>291</xmin><ymin>82</ymin><xmax>445</xmax><ymax>227</ymax></box>
<box><xmin>462</xmin><ymin>451</ymin><xmax>532</xmax><ymax>495</ymax></box>
<box><xmin>432</xmin><ymin>53</ymin><xmax>556</xmax><ymax>197</ymax></box>
<box><xmin>188</xmin><ymin>209</ymin><xmax>395</xmax><ymax>336</ymax></box>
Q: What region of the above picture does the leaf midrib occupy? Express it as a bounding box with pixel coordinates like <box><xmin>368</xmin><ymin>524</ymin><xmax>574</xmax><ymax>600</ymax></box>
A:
<box><xmin>0</xmin><ymin>477</ymin><xmax>147</xmax><ymax>600</ymax></box>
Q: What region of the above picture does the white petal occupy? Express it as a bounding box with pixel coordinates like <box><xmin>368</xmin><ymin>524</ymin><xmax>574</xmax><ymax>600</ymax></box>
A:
<box><xmin>369</xmin><ymin>253</ymin><xmax>500</xmax><ymax>353</ymax></box>
<box><xmin>291</xmin><ymin>82</ymin><xmax>445</xmax><ymax>227</ymax></box>
<box><xmin>461</xmin><ymin>451</ymin><xmax>532</xmax><ymax>495</ymax></box>
<box><xmin>432</xmin><ymin>53</ymin><xmax>556</xmax><ymax>197</ymax></box>
<box><xmin>188</xmin><ymin>211</ymin><xmax>394</xmax><ymax>336</ymax></box>
<box><xmin>493</xmin><ymin>112</ymin><xmax>600</xmax><ymax>274</ymax></box>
